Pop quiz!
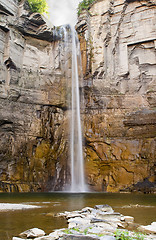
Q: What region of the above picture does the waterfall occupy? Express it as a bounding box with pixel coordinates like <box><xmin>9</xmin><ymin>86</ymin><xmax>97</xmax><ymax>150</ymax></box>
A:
<box><xmin>70</xmin><ymin>26</ymin><xmax>86</xmax><ymax>192</ymax></box>
<box><xmin>47</xmin><ymin>0</ymin><xmax>87</xmax><ymax>192</ymax></box>
<box><xmin>61</xmin><ymin>25</ymin><xmax>86</xmax><ymax>192</ymax></box>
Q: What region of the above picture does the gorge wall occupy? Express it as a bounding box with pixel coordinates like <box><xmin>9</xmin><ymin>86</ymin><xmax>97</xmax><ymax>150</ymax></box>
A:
<box><xmin>0</xmin><ymin>0</ymin><xmax>155</xmax><ymax>192</ymax></box>
<box><xmin>78</xmin><ymin>0</ymin><xmax>156</xmax><ymax>192</ymax></box>
<box><xmin>0</xmin><ymin>0</ymin><xmax>71</xmax><ymax>192</ymax></box>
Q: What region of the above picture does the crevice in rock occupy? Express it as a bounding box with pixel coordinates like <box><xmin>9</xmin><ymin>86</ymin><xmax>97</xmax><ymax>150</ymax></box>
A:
<box><xmin>0</xmin><ymin>119</ymin><xmax>13</xmax><ymax>126</ymax></box>
<box><xmin>0</xmin><ymin>3</ymin><xmax>14</xmax><ymax>16</ymax></box>
<box><xmin>4</xmin><ymin>57</ymin><xmax>17</xmax><ymax>70</ymax></box>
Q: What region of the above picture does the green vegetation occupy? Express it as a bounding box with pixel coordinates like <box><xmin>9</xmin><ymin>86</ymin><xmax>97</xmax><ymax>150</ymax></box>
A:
<box><xmin>28</xmin><ymin>0</ymin><xmax>48</xmax><ymax>14</ymax></box>
<box><xmin>63</xmin><ymin>227</ymin><xmax>88</xmax><ymax>235</ymax></box>
<box><xmin>84</xmin><ymin>228</ymin><xmax>88</xmax><ymax>235</ymax></box>
<box><xmin>114</xmin><ymin>230</ymin><xmax>145</xmax><ymax>240</ymax></box>
<box><xmin>63</xmin><ymin>229</ymin><xmax>73</xmax><ymax>234</ymax></box>
<box><xmin>78</xmin><ymin>0</ymin><xmax>96</xmax><ymax>15</ymax></box>
<box><xmin>62</xmin><ymin>228</ymin><xmax>146</xmax><ymax>240</ymax></box>
<box><xmin>18</xmin><ymin>0</ymin><xmax>48</xmax><ymax>14</ymax></box>
<box><xmin>72</xmin><ymin>227</ymin><xmax>80</xmax><ymax>232</ymax></box>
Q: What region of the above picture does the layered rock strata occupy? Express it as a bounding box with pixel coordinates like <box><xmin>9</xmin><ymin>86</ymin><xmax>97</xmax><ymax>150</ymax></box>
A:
<box><xmin>77</xmin><ymin>0</ymin><xmax>156</xmax><ymax>192</ymax></box>
<box><xmin>0</xmin><ymin>0</ymin><xmax>155</xmax><ymax>192</ymax></box>
<box><xmin>0</xmin><ymin>0</ymin><xmax>70</xmax><ymax>192</ymax></box>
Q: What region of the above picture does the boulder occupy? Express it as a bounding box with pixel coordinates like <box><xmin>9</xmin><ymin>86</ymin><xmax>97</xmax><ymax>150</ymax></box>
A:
<box><xmin>88</xmin><ymin>226</ymin><xmax>104</xmax><ymax>234</ymax></box>
<box><xmin>121</xmin><ymin>216</ymin><xmax>134</xmax><ymax>223</ymax></box>
<box><xmin>49</xmin><ymin>229</ymin><xmax>66</xmax><ymax>239</ymax></box>
<box><xmin>68</xmin><ymin>217</ymin><xmax>91</xmax><ymax>225</ymax></box>
<box><xmin>138</xmin><ymin>222</ymin><xmax>156</xmax><ymax>234</ymax></box>
<box><xmin>96</xmin><ymin>212</ymin><xmax>121</xmax><ymax>221</ymax></box>
<box><xmin>80</xmin><ymin>207</ymin><xmax>93</xmax><ymax>213</ymax></box>
<box><xmin>66</xmin><ymin>212</ymin><xmax>84</xmax><ymax>219</ymax></box>
<box><xmin>19</xmin><ymin>228</ymin><xmax>45</xmax><ymax>238</ymax></box>
<box><xmin>95</xmin><ymin>221</ymin><xmax>118</xmax><ymax>229</ymax></box>
<box><xmin>90</xmin><ymin>218</ymin><xmax>109</xmax><ymax>223</ymax></box>
<box><xmin>94</xmin><ymin>205</ymin><xmax>113</xmax><ymax>213</ymax></box>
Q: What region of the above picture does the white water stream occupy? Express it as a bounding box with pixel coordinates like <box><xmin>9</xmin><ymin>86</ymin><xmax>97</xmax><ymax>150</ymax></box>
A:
<box><xmin>47</xmin><ymin>1</ymin><xmax>87</xmax><ymax>192</ymax></box>
<box><xmin>70</xmin><ymin>26</ymin><xmax>86</xmax><ymax>192</ymax></box>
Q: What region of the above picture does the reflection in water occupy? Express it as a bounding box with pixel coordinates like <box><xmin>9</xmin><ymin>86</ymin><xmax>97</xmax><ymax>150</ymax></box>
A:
<box><xmin>120</xmin><ymin>204</ymin><xmax>155</xmax><ymax>208</ymax></box>
<box><xmin>66</xmin><ymin>194</ymin><xmax>85</xmax><ymax>210</ymax></box>
<box><xmin>0</xmin><ymin>193</ymin><xmax>155</xmax><ymax>240</ymax></box>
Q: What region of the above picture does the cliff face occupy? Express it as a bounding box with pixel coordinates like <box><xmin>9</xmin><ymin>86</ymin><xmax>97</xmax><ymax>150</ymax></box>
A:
<box><xmin>0</xmin><ymin>0</ymin><xmax>155</xmax><ymax>193</ymax></box>
<box><xmin>0</xmin><ymin>0</ymin><xmax>70</xmax><ymax>192</ymax></box>
<box><xmin>78</xmin><ymin>0</ymin><xmax>156</xmax><ymax>192</ymax></box>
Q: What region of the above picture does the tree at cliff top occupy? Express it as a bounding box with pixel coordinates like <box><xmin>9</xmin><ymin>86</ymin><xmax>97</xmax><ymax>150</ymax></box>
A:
<box><xmin>78</xmin><ymin>0</ymin><xmax>95</xmax><ymax>15</ymax></box>
<box><xmin>28</xmin><ymin>0</ymin><xmax>48</xmax><ymax>14</ymax></box>
<box><xmin>18</xmin><ymin>0</ymin><xmax>48</xmax><ymax>14</ymax></box>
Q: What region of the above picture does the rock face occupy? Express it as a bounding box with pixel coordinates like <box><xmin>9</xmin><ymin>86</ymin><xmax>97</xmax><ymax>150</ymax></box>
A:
<box><xmin>0</xmin><ymin>0</ymin><xmax>70</xmax><ymax>192</ymax></box>
<box><xmin>77</xmin><ymin>0</ymin><xmax>156</xmax><ymax>192</ymax></box>
<box><xmin>0</xmin><ymin>0</ymin><xmax>155</xmax><ymax>192</ymax></box>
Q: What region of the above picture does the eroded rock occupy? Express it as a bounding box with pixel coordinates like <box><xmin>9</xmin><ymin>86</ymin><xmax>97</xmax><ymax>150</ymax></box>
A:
<box><xmin>19</xmin><ymin>228</ymin><xmax>45</xmax><ymax>238</ymax></box>
<box><xmin>138</xmin><ymin>222</ymin><xmax>156</xmax><ymax>234</ymax></box>
<box><xmin>0</xmin><ymin>0</ymin><xmax>70</xmax><ymax>192</ymax></box>
<box><xmin>0</xmin><ymin>0</ymin><xmax>155</xmax><ymax>193</ymax></box>
<box><xmin>94</xmin><ymin>205</ymin><xmax>113</xmax><ymax>213</ymax></box>
<box><xmin>77</xmin><ymin>0</ymin><xmax>156</xmax><ymax>193</ymax></box>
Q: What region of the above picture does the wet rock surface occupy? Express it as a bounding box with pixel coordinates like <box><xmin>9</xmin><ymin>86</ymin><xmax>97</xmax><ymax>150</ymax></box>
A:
<box><xmin>13</xmin><ymin>205</ymin><xmax>156</xmax><ymax>240</ymax></box>
<box><xmin>0</xmin><ymin>0</ymin><xmax>155</xmax><ymax>192</ymax></box>
<box><xmin>77</xmin><ymin>0</ymin><xmax>156</xmax><ymax>192</ymax></box>
<box><xmin>138</xmin><ymin>222</ymin><xmax>156</xmax><ymax>235</ymax></box>
<box><xmin>19</xmin><ymin>228</ymin><xmax>45</xmax><ymax>238</ymax></box>
<box><xmin>0</xmin><ymin>0</ymin><xmax>70</xmax><ymax>192</ymax></box>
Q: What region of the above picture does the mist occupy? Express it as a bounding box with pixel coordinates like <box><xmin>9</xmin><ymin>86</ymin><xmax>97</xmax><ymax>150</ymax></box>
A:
<box><xmin>47</xmin><ymin>0</ymin><xmax>81</xmax><ymax>27</ymax></box>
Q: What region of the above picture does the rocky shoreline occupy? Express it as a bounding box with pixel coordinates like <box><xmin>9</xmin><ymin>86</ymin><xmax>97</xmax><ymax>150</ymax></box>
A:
<box><xmin>13</xmin><ymin>205</ymin><xmax>156</xmax><ymax>240</ymax></box>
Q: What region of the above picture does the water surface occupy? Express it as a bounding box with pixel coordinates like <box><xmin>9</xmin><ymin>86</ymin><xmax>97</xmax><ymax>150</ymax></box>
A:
<box><xmin>0</xmin><ymin>192</ymin><xmax>155</xmax><ymax>240</ymax></box>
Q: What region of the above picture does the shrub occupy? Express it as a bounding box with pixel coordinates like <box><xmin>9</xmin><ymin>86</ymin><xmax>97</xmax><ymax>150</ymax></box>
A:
<box><xmin>27</xmin><ymin>0</ymin><xmax>48</xmax><ymax>14</ymax></box>
<box><xmin>78</xmin><ymin>0</ymin><xmax>96</xmax><ymax>15</ymax></box>
<box><xmin>114</xmin><ymin>230</ymin><xmax>145</xmax><ymax>240</ymax></box>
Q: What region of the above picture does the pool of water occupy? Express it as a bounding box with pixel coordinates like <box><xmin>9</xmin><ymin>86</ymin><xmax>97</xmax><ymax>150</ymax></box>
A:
<box><xmin>0</xmin><ymin>192</ymin><xmax>155</xmax><ymax>240</ymax></box>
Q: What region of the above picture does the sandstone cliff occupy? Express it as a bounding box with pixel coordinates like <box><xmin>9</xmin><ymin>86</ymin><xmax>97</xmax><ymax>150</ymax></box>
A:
<box><xmin>0</xmin><ymin>0</ymin><xmax>71</xmax><ymax>192</ymax></box>
<box><xmin>0</xmin><ymin>0</ymin><xmax>155</xmax><ymax>192</ymax></box>
<box><xmin>78</xmin><ymin>0</ymin><xmax>156</xmax><ymax>192</ymax></box>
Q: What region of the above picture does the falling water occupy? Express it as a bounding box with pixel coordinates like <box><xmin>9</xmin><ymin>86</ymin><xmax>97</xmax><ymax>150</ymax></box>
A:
<box><xmin>47</xmin><ymin>0</ymin><xmax>87</xmax><ymax>192</ymax></box>
<box><xmin>70</xmin><ymin>26</ymin><xmax>86</xmax><ymax>192</ymax></box>
<box><xmin>61</xmin><ymin>25</ymin><xmax>86</xmax><ymax>192</ymax></box>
